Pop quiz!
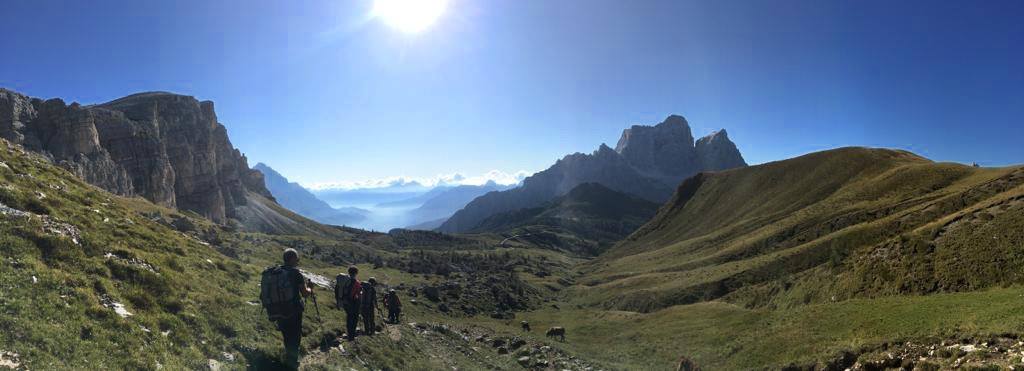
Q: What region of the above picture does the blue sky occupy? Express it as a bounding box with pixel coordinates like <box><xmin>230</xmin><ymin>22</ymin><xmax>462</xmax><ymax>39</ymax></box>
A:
<box><xmin>2</xmin><ymin>0</ymin><xmax>1022</xmax><ymax>186</ymax></box>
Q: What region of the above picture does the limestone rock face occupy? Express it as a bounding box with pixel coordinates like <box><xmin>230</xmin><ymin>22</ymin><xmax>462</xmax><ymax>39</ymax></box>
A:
<box><xmin>439</xmin><ymin>115</ymin><xmax>747</xmax><ymax>233</ymax></box>
<box><xmin>615</xmin><ymin>114</ymin><xmax>700</xmax><ymax>178</ymax></box>
<box><xmin>0</xmin><ymin>88</ymin><xmax>272</xmax><ymax>224</ymax></box>
<box><xmin>695</xmin><ymin>129</ymin><xmax>746</xmax><ymax>171</ymax></box>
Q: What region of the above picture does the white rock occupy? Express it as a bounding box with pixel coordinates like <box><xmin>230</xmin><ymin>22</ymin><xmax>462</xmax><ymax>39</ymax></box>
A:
<box><xmin>299</xmin><ymin>269</ymin><xmax>333</xmax><ymax>289</ymax></box>
<box><xmin>112</xmin><ymin>302</ymin><xmax>133</xmax><ymax>318</ymax></box>
<box><xmin>0</xmin><ymin>351</ymin><xmax>20</xmax><ymax>369</ymax></box>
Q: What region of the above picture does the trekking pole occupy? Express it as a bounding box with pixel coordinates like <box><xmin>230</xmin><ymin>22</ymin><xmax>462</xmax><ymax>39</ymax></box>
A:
<box><xmin>308</xmin><ymin>282</ymin><xmax>325</xmax><ymax>333</ymax></box>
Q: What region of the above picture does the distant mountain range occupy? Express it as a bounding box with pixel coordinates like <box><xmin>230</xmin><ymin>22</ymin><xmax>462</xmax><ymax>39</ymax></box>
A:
<box><xmin>312</xmin><ymin>182</ymin><xmax>435</xmax><ymax>209</ymax></box>
<box><xmin>274</xmin><ymin>172</ymin><xmax>518</xmax><ymax>231</ymax></box>
<box><xmin>438</xmin><ymin>115</ymin><xmax>746</xmax><ymax>233</ymax></box>
<box><xmin>469</xmin><ymin>183</ymin><xmax>661</xmax><ymax>255</ymax></box>
<box><xmin>253</xmin><ymin>163</ymin><xmax>368</xmax><ymax>226</ymax></box>
<box><xmin>405</xmin><ymin>181</ymin><xmax>514</xmax><ymax>228</ymax></box>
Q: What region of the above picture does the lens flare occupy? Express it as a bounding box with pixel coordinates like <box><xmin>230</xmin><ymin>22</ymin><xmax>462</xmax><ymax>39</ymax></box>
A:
<box><xmin>372</xmin><ymin>0</ymin><xmax>449</xmax><ymax>33</ymax></box>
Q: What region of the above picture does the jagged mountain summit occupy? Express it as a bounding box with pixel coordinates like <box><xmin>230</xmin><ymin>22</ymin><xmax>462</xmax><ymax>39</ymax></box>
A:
<box><xmin>253</xmin><ymin>163</ymin><xmax>368</xmax><ymax>226</ymax></box>
<box><xmin>438</xmin><ymin>115</ymin><xmax>746</xmax><ymax>233</ymax></box>
<box><xmin>0</xmin><ymin>88</ymin><xmax>308</xmax><ymax>232</ymax></box>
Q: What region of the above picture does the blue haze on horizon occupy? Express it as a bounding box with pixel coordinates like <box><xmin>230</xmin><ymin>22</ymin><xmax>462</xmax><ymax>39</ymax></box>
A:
<box><xmin>2</xmin><ymin>0</ymin><xmax>1022</xmax><ymax>187</ymax></box>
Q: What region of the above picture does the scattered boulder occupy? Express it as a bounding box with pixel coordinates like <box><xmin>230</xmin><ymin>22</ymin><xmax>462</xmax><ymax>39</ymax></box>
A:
<box><xmin>170</xmin><ymin>215</ymin><xmax>196</xmax><ymax>232</ymax></box>
<box><xmin>207</xmin><ymin>359</ymin><xmax>222</xmax><ymax>371</ymax></box>
<box><xmin>423</xmin><ymin>286</ymin><xmax>441</xmax><ymax>302</ymax></box>
<box><xmin>517</xmin><ymin>356</ymin><xmax>532</xmax><ymax>367</ymax></box>
<box><xmin>0</xmin><ymin>351</ymin><xmax>20</xmax><ymax>369</ymax></box>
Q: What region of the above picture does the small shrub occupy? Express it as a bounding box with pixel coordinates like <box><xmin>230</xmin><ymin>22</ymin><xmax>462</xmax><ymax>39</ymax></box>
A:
<box><xmin>85</xmin><ymin>305</ymin><xmax>110</xmax><ymax>320</ymax></box>
<box><xmin>79</xmin><ymin>326</ymin><xmax>94</xmax><ymax>340</ymax></box>
<box><xmin>22</xmin><ymin>197</ymin><xmax>50</xmax><ymax>215</ymax></box>
<box><xmin>93</xmin><ymin>279</ymin><xmax>110</xmax><ymax>295</ymax></box>
<box><xmin>125</xmin><ymin>289</ymin><xmax>156</xmax><ymax>310</ymax></box>
<box><xmin>159</xmin><ymin>298</ymin><xmax>185</xmax><ymax>314</ymax></box>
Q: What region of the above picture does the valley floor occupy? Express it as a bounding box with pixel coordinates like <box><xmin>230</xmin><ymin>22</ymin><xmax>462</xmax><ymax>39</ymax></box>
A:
<box><xmin>274</xmin><ymin>262</ymin><xmax>1024</xmax><ymax>370</ymax></box>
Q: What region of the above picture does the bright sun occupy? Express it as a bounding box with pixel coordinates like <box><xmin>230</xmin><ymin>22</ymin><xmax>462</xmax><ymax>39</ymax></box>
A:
<box><xmin>373</xmin><ymin>0</ymin><xmax>450</xmax><ymax>33</ymax></box>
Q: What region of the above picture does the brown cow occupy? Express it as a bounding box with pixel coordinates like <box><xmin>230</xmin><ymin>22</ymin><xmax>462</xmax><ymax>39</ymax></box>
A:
<box><xmin>545</xmin><ymin>326</ymin><xmax>565</xmax><ymax>342</ymax></box>
<box><xmin>675</xmin><ymin>356</ymin><xmax>700</xmax><ymax>371</ymax></box>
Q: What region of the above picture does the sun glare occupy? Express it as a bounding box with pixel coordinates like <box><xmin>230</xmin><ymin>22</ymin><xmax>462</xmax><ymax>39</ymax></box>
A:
<box><xmin>373</xmin><ymin>0</ymin><xmax>449</xmax><ymax>33</ymax></box>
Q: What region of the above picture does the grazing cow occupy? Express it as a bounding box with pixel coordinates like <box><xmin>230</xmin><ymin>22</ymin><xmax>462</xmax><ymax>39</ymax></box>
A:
<box><xmin>675</xmin><ymin>356</ymin><xmax>700</xmax><ymax>371</ymax></box>
<box><xmin>521</xmin><ymin>321</ymin><xmax>531</xmax><ymax>332</ymax></box>
<box><xmin>545</xmin><ymin>326</ymin><xmax>565</xmax><ymax>342</ymax></box>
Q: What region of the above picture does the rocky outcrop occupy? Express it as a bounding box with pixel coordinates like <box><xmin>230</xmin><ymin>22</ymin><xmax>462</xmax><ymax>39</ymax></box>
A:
<box><xmin>0</xmin><ymin>88</ymin><xmax>272</xmax><ymax>224</ymax></box>
<box><xmin>615</xmin><ymin>114</ymin><xmax>701</xmax><ymax>179</ymax></box>
<box><xmin>438</xmin><ymin>115</ymin><xmax>746</xmax><ymax>233</ymax></box>
<box><xmin>695</xmin><ymin>129</ymin><xmax>746</xmax><ymax>171</ymax></box>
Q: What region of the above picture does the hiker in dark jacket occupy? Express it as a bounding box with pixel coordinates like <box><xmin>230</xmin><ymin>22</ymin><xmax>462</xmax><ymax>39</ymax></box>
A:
<box><xmin>337</xmin><ymin>266</ymin><xmax>362</xmax><ymax>340</ymax></box>
<box><xmin>384</xmin><ymin>289</ymin><xmax>402</xmax><ymax>323</ymax></box>
<box><xmin>273</xmin><ymin>249</ymin><xmax>312</xmax><ymax>368</ymax></box>
<box><xmin>361</xmin><ymin>278</ymin><xmax>379</xmax><ymax>335</ymax></box>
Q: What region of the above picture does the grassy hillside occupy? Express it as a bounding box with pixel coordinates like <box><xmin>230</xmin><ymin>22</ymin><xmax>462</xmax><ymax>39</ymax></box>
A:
<box><xmin>0</xmin><ymin>138</ymin><xmax>606</xmax><ymax>370</ymax></box>
<box><xmin>469</xmin><ymin>183</ymin><xmax>661</xmax><ymax>255</ymax></box>
<box><xmin>532</xmin><ymin>146</ymin><xmax>1024</xmax><ymax>368</ymax></box>
<box><xmin>0</xmin><ymin>138</ymin><xmax>394</xmax><ymax>369</ymax></box>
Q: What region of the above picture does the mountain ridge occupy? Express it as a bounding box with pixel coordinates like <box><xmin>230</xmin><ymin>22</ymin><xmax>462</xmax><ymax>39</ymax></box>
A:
<box><xmin>469</xmin><ymin>182</ymin><xmax>661</xmax><ymax>255</ymax></box>
<box><xmin>438</xmin><ymin>115</ymin><xmax>746</xmax><ymax>233</ymax></box>
<box><xmin>576</xmin><ymin>146</ymin><xmax>1024</xmax><ymax>313</ymax></box>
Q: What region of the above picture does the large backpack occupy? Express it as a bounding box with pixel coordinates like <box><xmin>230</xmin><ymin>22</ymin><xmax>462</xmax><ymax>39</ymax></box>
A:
<box><xmin>335</xmin><ymin>273</ymin><xmax>354</xmax><ymax>308</ymax></box>
<box><xmin>260</xmin><ymin>266</ymin><xmax>298</xmax><ymax>321</ymax></box>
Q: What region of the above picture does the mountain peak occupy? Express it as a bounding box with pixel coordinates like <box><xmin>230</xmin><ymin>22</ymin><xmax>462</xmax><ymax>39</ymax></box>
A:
<box><xmin>440</xmin><ymin>115</ymin><xmax>747</xmax><ymax>233</ymax></box>
<box><xmin>659</xmin><ymin>114</ymin><xmax>689</xmax><ymax>128</ymax></box>
<box><xmin>697</xmin><ymin>129</ymin><xmax>729</xmax><ymax>143</ymax></box>
<box><xmin>695</xmin><ymin>128</ymin><xmax>746</xmax><ymax>170</ymax></box>
<box><xmin>253</xmin><ymin>163</ymin><xmax>285</xmax><ymax>180</ymax></box>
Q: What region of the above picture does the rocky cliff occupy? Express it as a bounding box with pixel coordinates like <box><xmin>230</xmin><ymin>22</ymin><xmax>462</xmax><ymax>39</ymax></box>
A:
<box><xmin>438</xmin><ymin>115</ymin><xmax>746</xmax><ymax>233</ymax></box>
<box><xmin>0</xmin><ymin>88</ymin><xmax>272</xmax><ymax>225</ymax></box>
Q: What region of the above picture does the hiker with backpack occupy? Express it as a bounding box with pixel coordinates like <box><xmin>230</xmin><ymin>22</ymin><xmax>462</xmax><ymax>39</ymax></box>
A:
<box><xmin>335</xmin><ymin>266</ymin><xmax>362</xmax><ymax>341</ymax></box>
<box><xmin>384</xmin><ymin>288</ymin><xmax>402</xmax><ymax>324</ymax></box>
<box><xmin>260</xmin><ymin>248</ymin><xmax>312</xmax><ymax>369</ymax></box>
<box><xmin>361</xmin><ymin>278</ymin><xmax>380</xmax><ymax>335</ymax></box>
